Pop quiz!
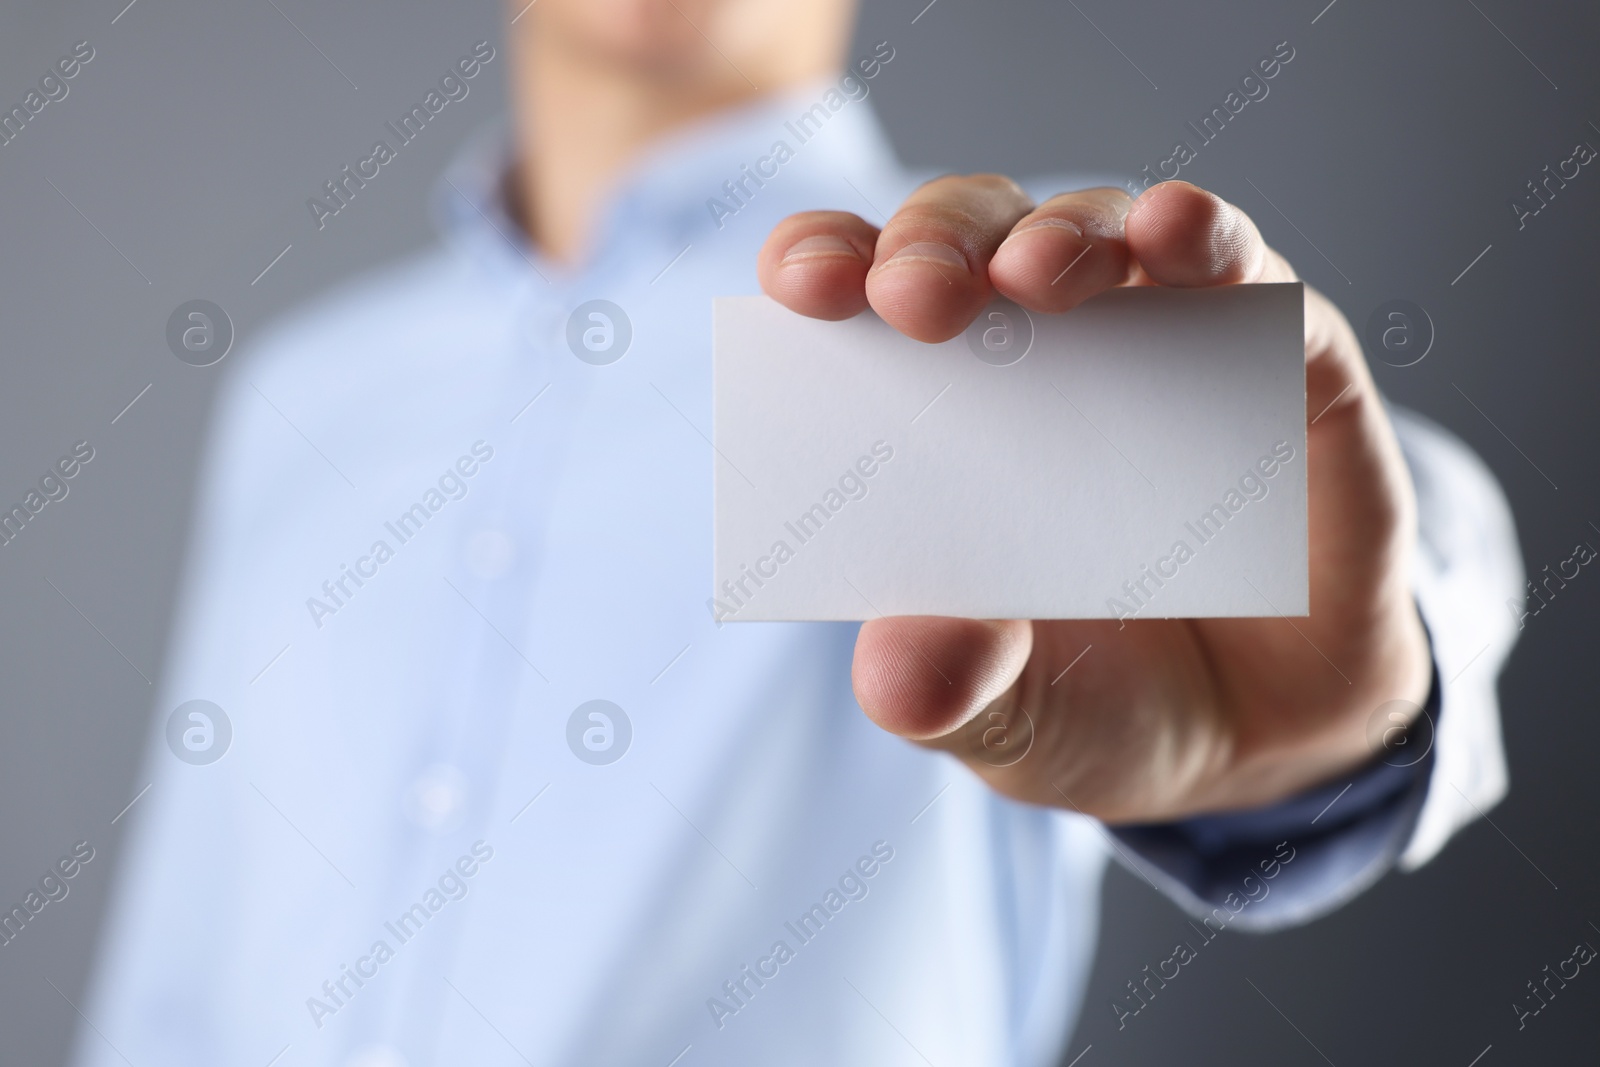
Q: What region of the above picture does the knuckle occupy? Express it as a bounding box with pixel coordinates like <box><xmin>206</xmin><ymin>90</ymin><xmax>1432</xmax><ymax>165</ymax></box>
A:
<box><xmin>895</xmin><ymin>201</ymin><xmax>986</xmax><ymax>236</ymax></box>
<box><xmin>908</xmin><ymin>172</ymin><xmax>1033</xmax><ymax>222</ymax></box>
<box><xmin>1044</xmin><ymin>185</ymin><xmax>1132</xmax><ymax>210</ymax></box>
<box><xmin>916</xmin><ymin>171</ymin><xmax>1024</xmax><ymax>197</ymax></box>
<box><xmin>1028</xmin><ymin>189</ymin><xmax>1133</xmax><ymax>238</ymax></box>
<box><xmin>962</xmin><ymin>172</ymin><xmax>1031</xmax><ymax>201</ymax></box>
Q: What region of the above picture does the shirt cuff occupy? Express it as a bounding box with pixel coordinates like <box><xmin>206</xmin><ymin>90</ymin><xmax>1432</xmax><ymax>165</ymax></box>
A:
<box><xmin>1105</xmin><ymin>659</ymin><xmax>1439</xmax><ymax>933</ymax></box>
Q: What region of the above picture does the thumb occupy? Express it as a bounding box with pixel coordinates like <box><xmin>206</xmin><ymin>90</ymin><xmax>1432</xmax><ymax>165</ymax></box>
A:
<box><xmin>851</xmin><ymin>617</ymin><xmax>1032</xmax><ymax>742</ymax></box>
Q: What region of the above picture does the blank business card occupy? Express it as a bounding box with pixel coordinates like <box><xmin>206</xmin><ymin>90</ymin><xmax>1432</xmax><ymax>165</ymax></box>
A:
<box><xmin>712</xmin><ymin>283</ymin><xmax>1307</xmax><ymax>622</ymax></box>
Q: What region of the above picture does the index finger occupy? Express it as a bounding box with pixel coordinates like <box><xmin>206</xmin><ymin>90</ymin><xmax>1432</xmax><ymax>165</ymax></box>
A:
<box><xmin>757</xmin><ymin>210</ymin><xmax>881</xmax><ymax>322</ymax></box>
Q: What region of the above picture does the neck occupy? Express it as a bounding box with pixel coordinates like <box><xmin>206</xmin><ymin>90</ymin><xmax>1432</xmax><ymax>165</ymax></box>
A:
<box><xmin>507</xmin><ymin>21</ymin><xmax>846</xmax><ymax>262</ymax></box>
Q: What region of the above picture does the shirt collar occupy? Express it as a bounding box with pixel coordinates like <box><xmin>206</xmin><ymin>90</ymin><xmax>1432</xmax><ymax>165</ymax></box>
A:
<box><xmin>432</xmin><ymin>76</ymin><xmax>902</xmax><ymax>280</ymax></box>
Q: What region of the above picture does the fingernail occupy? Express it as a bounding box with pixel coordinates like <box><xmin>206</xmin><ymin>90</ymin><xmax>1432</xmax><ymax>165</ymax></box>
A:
<box><xmin>780</xmin><ymin>234</ymin><xmax>861</xmax><ymax>264</ymax></box>
<box><xmin>880</xmin><ymin>241</ymin><xmax>969</xmax><ymax>273</ymax></box>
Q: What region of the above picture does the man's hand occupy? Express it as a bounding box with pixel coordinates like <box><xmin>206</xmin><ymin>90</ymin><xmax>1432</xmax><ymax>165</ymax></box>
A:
<box><xmin>757</xmin><ymin>177</ymin><xmax>1433</xmax><ymax>824</ymax></box>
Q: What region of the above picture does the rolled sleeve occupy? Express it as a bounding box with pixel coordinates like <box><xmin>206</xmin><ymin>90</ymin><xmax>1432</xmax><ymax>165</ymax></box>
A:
<box><xmin>1390</xmin><ymin>406</ymin><xmax>1523</xmax><ymax>870</ymax></box>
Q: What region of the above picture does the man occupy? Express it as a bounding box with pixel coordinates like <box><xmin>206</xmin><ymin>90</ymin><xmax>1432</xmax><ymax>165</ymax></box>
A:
<box><xmin>77</xmin><ymin>0</ymin><xmax>1522</xmax><ymax>1064</ymax></box>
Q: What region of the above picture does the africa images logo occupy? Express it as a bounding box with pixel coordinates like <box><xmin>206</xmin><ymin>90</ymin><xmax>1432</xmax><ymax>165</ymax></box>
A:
<box><xmin>165</xmin><ymin>700</ymin><xmax>232</xmax><ymax>765</ymax></box>
<box><xmin>965</xmin><ymin>297</ymin><xmax>1034</xmax><ymax>366</ymax></box>
<box><xmin>166</xmin><ymin>300</ymin><xmax>234</xmax><ymax>367</ymax></box>
<box><xmin>566</xmin><ymin>700</ymin><xmax>632</xmax><ymax>765</ymax></box>
<box><xmin>565</xmin><ymin>300</ymin><xmax>632</xmax><ymax>365</ymax></box>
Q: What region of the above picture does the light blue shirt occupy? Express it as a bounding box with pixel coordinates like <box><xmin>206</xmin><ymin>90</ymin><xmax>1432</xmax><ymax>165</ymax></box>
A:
<box><xmin>74</xmin><ymin>82</ymin><xmax>1522</xmax><ymax>1067</ymax></box>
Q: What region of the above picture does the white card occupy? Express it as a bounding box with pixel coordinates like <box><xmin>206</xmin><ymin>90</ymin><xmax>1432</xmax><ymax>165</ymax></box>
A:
<box><xmin>712</xmin><ymin>283</ymin><xmax>1307</xmax><ymax>622</ymax></box>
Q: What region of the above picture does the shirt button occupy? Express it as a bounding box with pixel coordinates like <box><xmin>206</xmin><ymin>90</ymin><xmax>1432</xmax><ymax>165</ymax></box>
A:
<box><xmin>343</xmin><ymin>1046</ymin><xmax>408</xmax><ymax>1067</ymax></box>
<box><xmin>404</xmin><ymin>764</ymin><xmax>468</xmax><ymax>830</ymax></box>
<box><xmin>465</xmin><ymin>529</ymin><xmax>517</xmax><ymax>580</ymax></box>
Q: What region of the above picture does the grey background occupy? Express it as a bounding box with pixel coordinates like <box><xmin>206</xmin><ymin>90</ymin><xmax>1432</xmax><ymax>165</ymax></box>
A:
<box><xmin>0</xmin><ymin>0</ymin><xmax>1595</xmax><ymax>1063</ymax></box>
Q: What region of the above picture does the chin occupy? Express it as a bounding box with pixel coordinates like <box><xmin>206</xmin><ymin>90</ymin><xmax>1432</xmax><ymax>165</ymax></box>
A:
<box><xmin>536</xmin><ymin>0</ymin><xmax>722</xmax><ymax>70</ymax></box>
